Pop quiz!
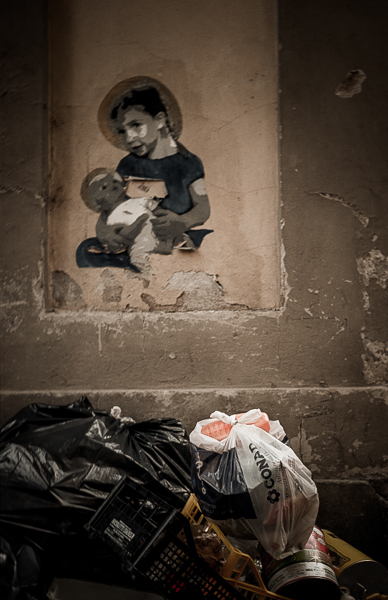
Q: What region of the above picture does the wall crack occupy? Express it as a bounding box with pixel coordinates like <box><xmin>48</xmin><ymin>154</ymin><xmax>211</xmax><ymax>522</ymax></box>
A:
<box><xmin>309</xmin><ymin>191</ymin><xmax>369</xmax><ymax>227</ymax></box>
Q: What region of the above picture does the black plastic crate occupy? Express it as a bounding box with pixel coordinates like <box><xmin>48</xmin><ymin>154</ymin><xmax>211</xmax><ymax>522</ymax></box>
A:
<box><xmin>85</xmin><ymin>478</ymin><xmax>185</xmax><ymax>569</ymax></box>
<box><xmin>86</xmin><ymin>477</ymin><xmax>246</xmax><ymax>600</ymax></box>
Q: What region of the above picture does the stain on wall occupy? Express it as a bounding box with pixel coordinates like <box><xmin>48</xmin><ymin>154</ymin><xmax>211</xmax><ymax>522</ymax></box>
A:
<box><xmin>51</xmin><ymin>271</ymin><xmax>86</xmax><ymax>310</ymax></box>
<box><xmin>335</xmin><ymin>69</ymin><xmax>366</xmax><ymax>98</ymax></box>
<box><xmin>97</xmin><ymin>270</ymin><xmax>123</xmax><ymax>304</ymax></box>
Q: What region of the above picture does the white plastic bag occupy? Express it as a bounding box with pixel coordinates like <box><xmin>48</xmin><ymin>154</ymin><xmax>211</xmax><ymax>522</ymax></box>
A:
<box><xmin>190</xmin><ymin>409</ymin><xmax>319</xmax><ymax>560</ymax></box>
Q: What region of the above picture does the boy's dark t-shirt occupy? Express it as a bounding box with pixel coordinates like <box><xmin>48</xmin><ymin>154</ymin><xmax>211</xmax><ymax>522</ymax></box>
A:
<box><xmin>116</xmin><ymin>147</ymin><xmax>204</xmax><ymax>215</ymax></box>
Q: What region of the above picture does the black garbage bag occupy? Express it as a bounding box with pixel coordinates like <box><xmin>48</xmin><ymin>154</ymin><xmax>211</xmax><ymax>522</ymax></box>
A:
<box><xmin>0</xmin><ymin>397</ymin><xmax>193</xmax><ymax>596</ymax></box>
<box><xmin>0</xmin><ymin>536</ymin><xmax>45</xmax><ymax>600</ymax></box>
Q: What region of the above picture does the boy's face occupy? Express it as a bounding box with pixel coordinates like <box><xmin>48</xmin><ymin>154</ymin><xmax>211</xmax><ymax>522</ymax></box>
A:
<box><xmin>88</xmin><ymin>174</ymin><xmax>124</xmax><ymax>212</ymax></box>
<box><xmin>118</xmin><ymin>106</ymin><xmax>165</xmax><ymax>157</ymax></box>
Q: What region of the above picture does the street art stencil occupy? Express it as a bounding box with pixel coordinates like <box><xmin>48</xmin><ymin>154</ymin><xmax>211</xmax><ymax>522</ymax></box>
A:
<box><xmin>76</xmin><ymin>77</ymin><xmax>213</xmax><ymax>274</ymax></box>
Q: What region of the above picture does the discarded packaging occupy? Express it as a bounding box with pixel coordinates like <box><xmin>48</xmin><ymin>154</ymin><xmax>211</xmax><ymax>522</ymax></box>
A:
<box><xmin>190</xmin><ymin>524</ymin><xmax>226</xmax><ymax>572</ymax></box>
<box><xmin>201</xmin><ymin>411</ymin><xmax>270</xmax><ymax>441</ymax></box>
<box><xmin>190</xmin><ymin>409</ymin><xmax>319</xmax><ymax>560</ymax></box>
<box><xmin>110</xmin><ymin>405</ymin><xmax>136</xmax><ymax>424</ymax></box>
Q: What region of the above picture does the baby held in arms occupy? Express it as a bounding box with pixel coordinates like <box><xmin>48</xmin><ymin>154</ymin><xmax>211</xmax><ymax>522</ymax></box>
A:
<box><xmin>85</xmin><ymin>170</ymin><xmax>194</xmax><ymax>270</ymax></box>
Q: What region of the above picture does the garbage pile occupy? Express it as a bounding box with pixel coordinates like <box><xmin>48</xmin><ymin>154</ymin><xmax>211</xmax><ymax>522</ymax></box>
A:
<box><xmin>0</xmin><ymin>398</ymin><xmax>192</xmax><ymax>599</ymax></box>
<box><xmin>1</xmin><ymin>401</ymin><xmax>387</xmax><ymax>600</ymax></box>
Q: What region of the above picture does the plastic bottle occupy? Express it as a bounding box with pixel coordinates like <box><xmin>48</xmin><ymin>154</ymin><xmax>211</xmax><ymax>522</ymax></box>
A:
<box><xmin>201</xmin><ymin>412</ymin><xmax>270</xmax><ymax>441</ymax></box>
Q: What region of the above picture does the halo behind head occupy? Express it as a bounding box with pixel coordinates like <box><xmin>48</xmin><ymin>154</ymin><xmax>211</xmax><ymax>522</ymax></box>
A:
<box><xmin>98</xmin><ymin>76</ymin><xmax>183</xmax><ymax>151</ymax></box>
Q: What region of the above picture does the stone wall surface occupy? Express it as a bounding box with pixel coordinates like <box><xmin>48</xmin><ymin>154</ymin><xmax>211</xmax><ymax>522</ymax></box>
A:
<box><xmin>1</xmin><ymin>0</ymin><xmax>387</xmax><ymax>567</ymax></box>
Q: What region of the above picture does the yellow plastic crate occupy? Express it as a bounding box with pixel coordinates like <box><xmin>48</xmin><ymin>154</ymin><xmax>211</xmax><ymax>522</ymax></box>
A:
<box><xmin>181</xmin><ymin>494</ymin><xmax>292</xmax><ymax>600</ymax></box>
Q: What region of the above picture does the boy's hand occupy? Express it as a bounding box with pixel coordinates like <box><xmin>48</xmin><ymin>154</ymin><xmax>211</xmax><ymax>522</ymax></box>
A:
<box><xmin>151</xmin><ymin>208</ymin><xmax>187</xmax><ymax>241</ymax></box>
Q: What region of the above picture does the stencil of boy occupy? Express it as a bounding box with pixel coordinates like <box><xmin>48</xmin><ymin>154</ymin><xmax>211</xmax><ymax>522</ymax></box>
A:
<box><xmin>76</xmin><ymin>78</ymin><xmax>212</xmax><ymax>270</ymax></box>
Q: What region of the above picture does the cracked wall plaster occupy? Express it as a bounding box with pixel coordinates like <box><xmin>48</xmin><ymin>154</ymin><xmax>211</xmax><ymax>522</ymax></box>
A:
<box><xmin>361</xmin><ymin>335</ymin><xmax>388</xmax><ymax>385</ymax></box>
<box><xmin>96</xmin><ymin>270</ymin><xmax>123</xmax><ymax>304</ymax></box>
<box><xmin>357</xmin><ymin>249</ymin><xmax>388</xmax><ymax>289</ymax></box>
<box><xmin>0</xmin><ymin>269</ymin><xmax>30</xmax><ymax>332</ymax></box>
<box><xmin>362</xmin><ymin>291</ymin><xmax>370</xmax><ymax>312</ymax></box>
<box><xmin>311</xmin><ymin>191</ymin><xmax>369</xmax><ymax>227</ymax></box>
<box><xmin>164</xmin><ymin>271</ymin><xmax>227</xmax><ymax>311</ymax></box>
<box><xmin>137</xmin><ymin>270</ymin><xmax>252</xmax><ymax>312</ymax></box>
<box><xmin>0</xmin><ymin>269</ymin><xmax>29</xmax><ymax>306</ymax></box>
<box><xmin>335</xmin><ymin>69</ymin><xmax>366</xmax><ymax>98</ymax></box>
<box><xmin>50</xmin><ymin>271</ymin><xmax>86</xmax><ymax>310</ymax></box>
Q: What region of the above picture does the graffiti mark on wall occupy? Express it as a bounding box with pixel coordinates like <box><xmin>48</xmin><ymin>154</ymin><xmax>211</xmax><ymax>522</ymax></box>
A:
<box><xmin>76</xmin><ymin>77</ymin><xmax>212</xmax><ymax>274</ymax></box>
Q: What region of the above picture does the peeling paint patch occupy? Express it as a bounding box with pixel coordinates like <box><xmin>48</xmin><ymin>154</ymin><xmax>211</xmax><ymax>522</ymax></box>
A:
<box><xmin>352</xmin><ymin>439</ymin><xmax>363</xmax><ymax>449</ymax></box>
<box><xmin>51</xmin><ymin>271</ymin><xmax>86</xmax><ymax>309</ymax></box>
<box><xmin>298</xmin><ymin>420</ymin><xmax>321</xmax><ymax>473</ymax></box>
<box><xmin>362</xmin><ymin>291</ymin><xmax>370</xmax><ymax>311</ymax></box>
<box><xmin>140</xmin><ymin>291</ymin><xmax>185</xmax><ymax>312</ymax></box>
<box><xmin>97</xmin><ymin>270</ymin><xmax>123</xmax><ymax>303</ymax></box>
<box><xmin>32</xmin><ymin>260</ymin><xmax>45</xmax><ymax>311</ymax></box>
<box><xmin>361</xmin><ymin>335</ymin><xmax>388</xmax><ymax>385</ymax></box>
<box><xmin>312</xmin><ymin>192</ymin><xmax>369</xmax><ymax>227</ymax></box>
<box><xmin>327</xmin><ymin>319</ymin><xmax>347</xmax><ymax>343</ymax></box>
<box><xmin>0</xmin><ymin>269</ymin><xmax>30</xmax><ymax>331</ymax></box>
<box><xmin>161</xmin><ymin>270</ymin><xmax>247</xmax><ymax>311</ymax></box>
<box><xmin>280</xmin><ymin>239</ymin><xmax>291</xmax><ymax>308</ymax></box>
<box><xmin>335</xmin><ymin>69</ymin><xmax>366</xmax><ymax>98</ymax></box>
<box><xmin>339</xmin><ymin>465</ymin><xmax>388</xmax><ymax>478</ymax></box>
<box><xmin>98</xmin><ymin>323</ymin><xmax>103</xmax><ymax>357</ymax></box>
<box><xmin>357</xmin><ymin>249</ymin><xmax>388</xmax><ymax>288</ymax></box>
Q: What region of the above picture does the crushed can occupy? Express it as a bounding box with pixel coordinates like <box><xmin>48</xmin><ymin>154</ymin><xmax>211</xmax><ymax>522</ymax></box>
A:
<box><xmin>261</xmin><ymin>525</ymin><xmax>341</xmax><ymax>600</ymax></box>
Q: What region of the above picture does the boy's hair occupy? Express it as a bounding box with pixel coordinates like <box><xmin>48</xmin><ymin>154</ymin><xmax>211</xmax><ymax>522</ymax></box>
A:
<box><xmin>111</xmin><ymin>87</ymin><xmax>167</xmax><ymax>121</ymax></box>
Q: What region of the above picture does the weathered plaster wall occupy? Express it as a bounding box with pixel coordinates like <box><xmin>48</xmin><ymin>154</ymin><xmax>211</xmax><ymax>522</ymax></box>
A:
<box><xmin>1</xmin><ymin>0</ymin><xmax>387</xmax><ymax>565</ymax></box>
